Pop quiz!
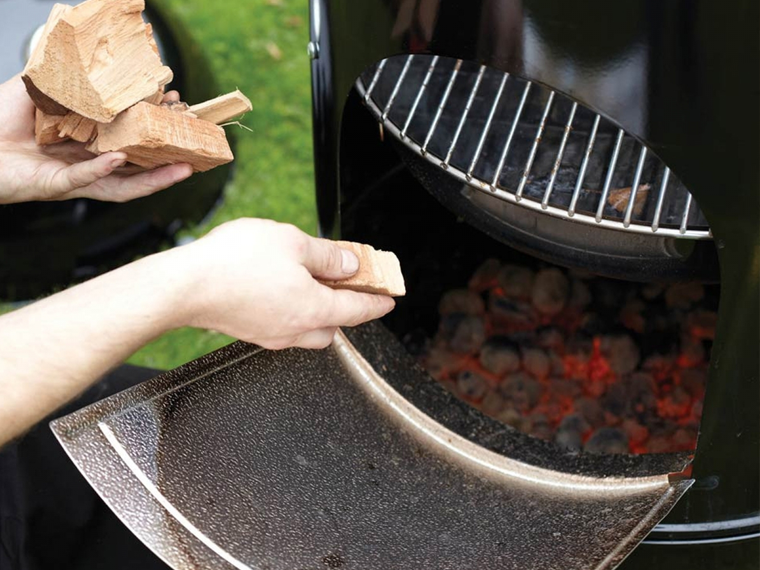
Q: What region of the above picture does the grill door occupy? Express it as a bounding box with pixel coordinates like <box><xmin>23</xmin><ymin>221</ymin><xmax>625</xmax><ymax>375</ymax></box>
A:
<box><xmin>52</xmin><ymin>323</ymin><xmax>691</xmax><ymax>570</ymax></box>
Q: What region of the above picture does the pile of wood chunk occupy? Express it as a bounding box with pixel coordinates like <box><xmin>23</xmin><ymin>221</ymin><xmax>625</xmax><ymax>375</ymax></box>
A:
<box><xmin>24</xmin><ymin>0</ymin><xmax>251</xmax><ymax>172</ymax></box>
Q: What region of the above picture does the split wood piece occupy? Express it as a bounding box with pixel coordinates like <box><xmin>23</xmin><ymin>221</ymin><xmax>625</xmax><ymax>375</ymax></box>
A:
<box><xmin>24</xmin><ymin>4</ymin><xmax>72</xmax><ymax>115</ymax></box>
<box><xmin>321</xmin><ymin>241</ymin><xmax>406</xmax><ymax>297</ymax></box>
<box><xmin>187</xmin><ymin>91</ymin><xmax>252</xmax><ymax>125</ymax></box>
<box><xmin>87</xmin><ymin>102</ymin><xmax>233</xmax><ymax>172</ymax></box>
<box><xmin>35</xmin><ymin>109</ymin><xmax>68</xmax><ymax>145</ymax></box>
<box><xmin>23</xmin><ymin>0</ymin><xmax>173</xmax><ymax>123</ymax></box>
<box><xmin>58</xmin><ymin>112</ymin><xmax>98</xmax><ymax>143</ymax></box>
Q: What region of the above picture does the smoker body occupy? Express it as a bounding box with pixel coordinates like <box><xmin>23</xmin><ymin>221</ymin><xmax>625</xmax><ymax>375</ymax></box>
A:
<box><xmin>311</xmin><ymin>0</ymin><xmax>760</xmax><ymax>562</ymax></box>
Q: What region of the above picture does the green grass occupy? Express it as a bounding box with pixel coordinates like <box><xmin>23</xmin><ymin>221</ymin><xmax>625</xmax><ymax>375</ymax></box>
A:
<box><xmin>127</xmin><ymin>0</ymin><xmax>315</xmax><ymax>369</ymax></box>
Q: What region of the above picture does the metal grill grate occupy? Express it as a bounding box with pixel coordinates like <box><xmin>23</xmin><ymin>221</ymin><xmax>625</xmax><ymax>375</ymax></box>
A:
<box><xmin>356</xmin><ymin>55</ymin><xmax>711</xmax><ymax>240</ymax></box>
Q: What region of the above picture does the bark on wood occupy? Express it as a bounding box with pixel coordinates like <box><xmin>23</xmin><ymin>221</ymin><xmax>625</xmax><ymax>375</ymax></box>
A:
<box><xmin>87</xmin><ymin>102</ymin><xmax>233</xmax><ymax>172</ymax></box>
<box><xmin>34</xmin><ymin>109</ymin><xmax>68</xmax><ymax>145</ymax></box>
<box><xmin>23</xmin><ymin>0</ymin><xmax>172</xmax><ymax>123</ymax></box>
<box><xmin>321</xmin><ymin>241</ymin><xmax>406</xmax><ymax>297</ymax></box>
<box><xmin>187</xmin><ymin>91</ymin><xmax>252</xmax><ymax>125</ymax></box>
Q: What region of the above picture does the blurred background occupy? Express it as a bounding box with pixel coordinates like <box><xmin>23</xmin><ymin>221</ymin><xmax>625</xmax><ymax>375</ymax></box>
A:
<box><xmin>0</xmin><ymin>0</ymin><xmax>316</xmax><ymax>369</ymax></box>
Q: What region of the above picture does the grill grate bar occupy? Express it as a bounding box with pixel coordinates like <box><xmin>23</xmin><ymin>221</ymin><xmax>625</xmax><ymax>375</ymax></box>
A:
<box><xmin>516</xmin><ymin>91</ymin><xmax>556</xmax><ymax>200</ymax></box>
<box><xmin>467</xmin><ymin>73</ymin><xmax>509</xmax><ymax>179</ymax></box>
<box><xmin>623</xmin><ymin>146</ymin><xmax>649</xmax><ymax>227</ymax></box>
<box><xmin>401</xmin><ymin>55</ymin><xmax>439</xmax><ymax>139</ymax></box>
<box><xmin>569</xmin><ymin>114</ymin><xmax>601</xmax><ymax>217</ymax></box>
<box><xmin>651</xmin><ymin>167</ymin><xmax>671</xmax><ymax>232</ymax></box>
<box><xmin>382</xmin><ymin>55</ymin><xmax>415</xmax><ymax>121</ymax></box>
<box><xmin>491</xmin><ymin>81</ymin><xmax>532</xmax><ymax>188</ymax></box>
<box><xmin>356</xmin><ymin>55</ymin><xmax>712</xmax><ymax>240</ymax></box>
<box><xmin>595</xmin><ymin>128</ymin><xmax>626</xmax><ymax>223</ymax></box>
<box><xmin>443</xmin><ymin>65</ymin><xmax>486</xmax><ymax>168</ymax></box>
<box><xmin>422</xmin><ymin>59</ymin><xmax>463</xmax><ymax>155</ymax></box>
<box><xmin>542</xmin><ymin>101</ymin><xmax>578</xmax><ymax>209</ymax></box>
<box><xmin>363</xmin><ymin>59</ymin><xmax>387</xmax><ymax>104</ymax></box>
<box><xmin>680</xmin><ymin>193</ymin><xmax>693</xmax><ymax>234</ymax></box>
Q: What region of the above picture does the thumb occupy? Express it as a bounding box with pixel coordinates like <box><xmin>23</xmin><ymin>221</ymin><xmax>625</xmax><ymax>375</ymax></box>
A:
<box><xmin>302</xmin><ymin>237</ymin><xmax>360</xmax><ymax>280</ymax></box>
<box><xmin>48</xmin><ymin>152</ymin><xmax>127</xmax><ymax>194</ymax></box>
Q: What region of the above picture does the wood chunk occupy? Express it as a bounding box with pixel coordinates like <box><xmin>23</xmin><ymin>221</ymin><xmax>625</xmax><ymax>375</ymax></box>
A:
<box><xmin>87</xmin><ymin>102</ymin><xmax>233</xmax><ymax>172</ymax></box>
<box><xmin>187</xmin><ymin>91</ymin><xmax>252</xmax><ymax>125</ymax></box>
<box><xmin>23</xmin><ymin>3</ymin><xmax>73</xmax><ymax>115</ymax></box>
<box><xmin>321</xmin><ymin>241</ymin><xmax>406</xmax><ymax>297</ymax></box>
<box><xmin>34</xmin><ymin>109</ymin><xmax>68</xmax><ymax>145</ymax></box>
<box><xmin>23</xmin><ymin>0</ymin><xmax>173</xmax><ymax>123</ymax></box>
<box><xmin>57</xmin><ymin>112</ymin><xmax>97</xmax><ymax>143</ymax></box>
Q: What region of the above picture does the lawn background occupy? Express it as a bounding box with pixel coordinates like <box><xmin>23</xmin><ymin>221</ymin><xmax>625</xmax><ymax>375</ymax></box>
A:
<box><xmin>128</xmin><ymin>0</ymin><xmax>315</xmax><ymax>369</ymax></box>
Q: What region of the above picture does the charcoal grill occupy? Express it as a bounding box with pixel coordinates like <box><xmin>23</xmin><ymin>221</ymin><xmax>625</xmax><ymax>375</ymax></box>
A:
<box><xmin>49</xmin><ymin>1</ymin><xmax>758</xmax><ymax>569</ymax></box>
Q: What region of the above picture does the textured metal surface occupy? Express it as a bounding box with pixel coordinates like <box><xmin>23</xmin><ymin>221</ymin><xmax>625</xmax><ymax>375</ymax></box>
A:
<box><xmin>356</xmin><ymin>56</ymin><xmax>711</xmax><ymax>240</ymax></box>
<box><xmin>53</xmin><ymin>325</ymin><xmax>691</xmax><ymax>570</ymax></box>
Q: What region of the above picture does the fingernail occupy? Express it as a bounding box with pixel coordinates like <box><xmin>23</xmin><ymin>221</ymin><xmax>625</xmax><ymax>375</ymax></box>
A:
<box><xmin>341</xmin><ymin>250</ymin><xmax>359</xmax><ymax>274</ymax></box>
<box><xmin>110</xmin><ymin>157</ymin><xmax>126</xmax><ymax>169</ymax></box>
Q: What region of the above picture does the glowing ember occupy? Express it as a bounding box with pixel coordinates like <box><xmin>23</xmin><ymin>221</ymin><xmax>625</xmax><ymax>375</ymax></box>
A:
<box><xmin>420</xmin><ymin>259</ymin><xmax>717</xmax><ymax>455</ymax></box>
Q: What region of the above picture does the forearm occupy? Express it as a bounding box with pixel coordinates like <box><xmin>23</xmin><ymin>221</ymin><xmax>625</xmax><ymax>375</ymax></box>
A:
<box><xmin>0</xmin><ymin>248</ymin><xmax>193</xmax><ymax>445</ymax></box>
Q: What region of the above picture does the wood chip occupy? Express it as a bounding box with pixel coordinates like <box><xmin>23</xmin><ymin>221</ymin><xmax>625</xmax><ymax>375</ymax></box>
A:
<box><xmin>87</xmin><ymin>102</ymin><xmax>233</xmax><ymax>172</ymax></box>
<box><xmin>320</xmin><ymin>241</ymin><xmax>406</xmax><ymax>297</ymax></box>
<box><xmin>187</xmin><ymin>91</ymin><xmax>252</xmax><ymax>125</ymax></box>
<box><xmin>607</xmin><ymin>184</ymin><xmax>651</xmax><ymax>217</ymax></box>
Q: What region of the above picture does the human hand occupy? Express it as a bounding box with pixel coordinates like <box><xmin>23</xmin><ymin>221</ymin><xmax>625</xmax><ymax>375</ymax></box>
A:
<box><xmin>0</xmin><ymin>75</ymin><xmax>193</xmax><ymax>204</ymax></box>
<box><xmin>175</xmin><ymin>218</ymin><xmax>396</xmax><ymax>349</ymax></box>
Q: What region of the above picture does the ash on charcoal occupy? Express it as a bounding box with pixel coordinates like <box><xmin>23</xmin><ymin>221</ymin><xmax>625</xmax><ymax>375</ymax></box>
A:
<box><xmin>601</xmin><ymin>383</ymin><xmax>629</xmax><ymax>419</ymax></box>
<box><xmin>479</xmin><ymin>336</ymin><xmax>521</xmax><ymax>376</ymax></box>
<box><xmin>439</xmin><ymin>288</ymin><xmax>485</xmax><ymax>315</ymax></box>
<box><xmin>500</xmin><ymin>371</ymin><xmax>541</xmax><ymax>412</ymax></box>
<box><xmin>441</xmin><ymin>314</ymin><xmax>486</xmax><ymax>354</ymax></box>
<box><xmin>495</xmin><ymin>407</ymin><xmax>528</xmax><ymax>431</ymax></box>
<box><xmin>555</xmin><ymin>414</ymin><xmax>590</xmax><ymax>451</ymax></box>
<box><xmin>600</xmin><ymin>334</ymin><xmax>640</xmax><ymax>376</ymax></box>
<box><xmin>481</xmin><ymin>390</ymin><xmax>507</xmax><ymax>416</ymax></box>
<box><xmin>657</xmin><ymin>386</ymin><xmax>692</xmax><ymax>419</ymax></box>
<box><xmin>419</xmin><ymin>255</ymin><xmax>715</xmax><ymax>455</ymax></box>
<box><xmin>574</xmin><ymin>397</ymin><xmax>605</xmax><ymax>429</ymax></box>
<box><xmin>489</xmin><ymin>295</ymin><xmax>537</xmax><ymax>329</ymax></box>
<box><xmin>468</xmin><ymin>258</ymin><xmax>501</xmax><ymax>292</ymax></box>
<box><xmin>497</xmin><ymin>265</ymin><xmax>535</xmax><ymax>299</ymax></box>
<box><xmin>621</xmin><ymin>418</ymin><xmax>649</xmax><ymax>448</ymax></box>
<box><xmin>548</xmin><ymin>377</ymin><xmax>582</xmax><ymax>399</ymax></box>
<box><xmin>531</xmin><ymin>268</ymin><xmax>569</xmax><ymax>316</ymax></box>
<box><xmin>536</xmin><ymin>326</ymin><xmax>565</xmax><ymax>351</ymax></box>
<box><xmin>456</xmin><ymin>370</ymin><xmax>488</xmax><ymax>401</ymax></box>
<box><xmin>528</xmin><ymin>413</ymin><xmax>553</xmax><ymax>440</ymax></box>
<box><xmin>585</xmin><ymin>427</ymin><xmax>629</xmax><ymax>454</ymax></box>
<box><xmin>521</xmin><ymin>346</ymin><xmax>551</xmax><ymax>379</ymax></box>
